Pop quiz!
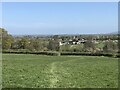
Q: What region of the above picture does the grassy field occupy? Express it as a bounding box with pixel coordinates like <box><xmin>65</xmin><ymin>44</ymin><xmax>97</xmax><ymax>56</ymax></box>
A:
<box><xmin>2</xmin><ymin>54</ymin><xmax>118</xmax><ymax>88</ymax></box>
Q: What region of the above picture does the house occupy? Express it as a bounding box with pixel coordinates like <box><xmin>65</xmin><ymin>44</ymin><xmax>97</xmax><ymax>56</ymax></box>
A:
<box><xmin>59</xmin><ymin>41</ymin><xmax>63</xmax><ymax>46</ymax></box>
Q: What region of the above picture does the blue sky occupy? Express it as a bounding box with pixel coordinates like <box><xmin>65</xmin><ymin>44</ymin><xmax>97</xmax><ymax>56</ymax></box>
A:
<box><xmin>2</xmin><ymin>2</ymin><xmax>118</xmax><ymax>35</ymax></box>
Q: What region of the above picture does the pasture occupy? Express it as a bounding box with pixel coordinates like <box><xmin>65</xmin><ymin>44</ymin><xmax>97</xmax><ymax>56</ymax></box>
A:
<box><xmin>2</xmin><ymin>54</ymin><xmax>118</xmax><ymax>88</ymax></box>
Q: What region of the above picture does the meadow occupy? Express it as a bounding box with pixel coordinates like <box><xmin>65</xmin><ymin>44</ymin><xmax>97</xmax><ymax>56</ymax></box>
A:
<box><xmin>2</xmin><ymin>54</ymin><xmax>118</xmax><ymax>88</ymax></box>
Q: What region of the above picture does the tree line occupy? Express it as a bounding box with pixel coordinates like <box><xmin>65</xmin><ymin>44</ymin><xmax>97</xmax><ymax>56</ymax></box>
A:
<box><xmin>1</xmin><ymin>28</ymin><xmax>119</xmax><ymax>54</ymax></box>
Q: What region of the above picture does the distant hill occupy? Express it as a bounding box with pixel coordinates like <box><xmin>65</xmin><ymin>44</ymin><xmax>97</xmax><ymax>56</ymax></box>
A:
<box><xmin>12</xmin><ymin>31</ymin><xmax>120</xmax><ymax>37</ymax></box>
<box><xmin>108</xmin><ymin>31</ymin><xmax>119</xmax><ymax>35</ymax></box>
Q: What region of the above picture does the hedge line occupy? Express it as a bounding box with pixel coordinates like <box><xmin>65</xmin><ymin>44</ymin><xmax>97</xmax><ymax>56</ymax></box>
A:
<box><xmin>61</xmin><ymin>52</ymin><xmax>118</xmax><ymax>57</ymax></box>
<box><xmin>2</xmin><ymin>50</ymin><xmax>60</xmax><ymax>56</ymax></box>
<box><xmin>2</xmin><ymin>50</ymin><xmax>119</xmax><ymax>58</ymax></box>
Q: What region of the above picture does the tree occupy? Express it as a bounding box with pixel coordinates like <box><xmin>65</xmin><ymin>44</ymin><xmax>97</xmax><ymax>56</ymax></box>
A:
<box><xmin>83</xmin><ymin>41</ymin><xmax>95</xmax><ymax>52</ymax></box>
<box><xmin>11</xmin><ymin>41</ymin><xmax>19</xmax><ymax>49</ymax></box>
<box><xmin>1</xmin><ymin>28</ymin><xmax>14</xmax><ymax>50</ymax></box>
<box><xmin>48</xmin><ymin>39</ymin><xmax>59</xmax><ymax>51</ymax></box>
<box><xmin>18</xmin><ymin>37</ymin><xmax>29</xmax><ymax>49</ymax></box>
<box><xmin>103</xmin><ymin>41</ymin><xmax>118</xmax><ymax>53</ymax></box>
<box><xmin>28</xmin><ymin>39</ymin><xmax>42</xmax><ymax>51</ymax></box>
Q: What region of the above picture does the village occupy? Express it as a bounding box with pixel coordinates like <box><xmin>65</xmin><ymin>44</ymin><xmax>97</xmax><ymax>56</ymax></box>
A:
<box><xmin>58</xmin><ymin>35</ymin><xmax>118</xmax><ymax>46</ymax></box>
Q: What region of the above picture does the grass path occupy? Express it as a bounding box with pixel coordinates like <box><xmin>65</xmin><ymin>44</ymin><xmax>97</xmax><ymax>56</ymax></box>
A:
<box><xmin>49</xmin><ymin>62</ymin><xmax>59</xmax><ymax>88</ymax></box>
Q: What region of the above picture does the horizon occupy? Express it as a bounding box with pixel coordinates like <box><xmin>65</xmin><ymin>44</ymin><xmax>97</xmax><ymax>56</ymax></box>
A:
<box><xmin>12</xmin><ymin>32</ymin><xmax>118</xmax><ymax>36</ymax></box>
<box><xmin>2</xmin><ymin>2</ymin><xmax>118</xmax><ymax>35</ymax></box>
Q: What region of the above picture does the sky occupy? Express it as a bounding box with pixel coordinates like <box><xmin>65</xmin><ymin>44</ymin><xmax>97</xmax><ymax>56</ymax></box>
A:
<box><xmin>1</xmin><ymin>2</ymin><xmax>118</xmax><ymax>35</ymax></box>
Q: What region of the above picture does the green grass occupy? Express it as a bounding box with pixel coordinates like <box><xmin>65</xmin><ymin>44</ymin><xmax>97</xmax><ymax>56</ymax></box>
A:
<box><xmin>2</xmin><ymin>54</ymin><xmax>118</xmax><ymax>88</ymax></box>
<box><xmin>96</xmin><ymin>41</ymin><xmax>105</xmax><ymax>49</ymax></box>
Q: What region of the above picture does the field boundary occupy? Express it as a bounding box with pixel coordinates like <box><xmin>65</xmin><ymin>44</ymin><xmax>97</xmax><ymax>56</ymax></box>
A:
<box><xmin>2</xmin><ymin>50</ymin><xmax>120</xmax><ymax>58</ymax></box>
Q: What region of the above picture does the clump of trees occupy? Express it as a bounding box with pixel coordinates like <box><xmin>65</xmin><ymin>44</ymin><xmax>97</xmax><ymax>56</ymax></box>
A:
<box><xmin>1</xmin><ymin>28</ymin><xmax>60</xmax><ymax>51</ymax></box>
